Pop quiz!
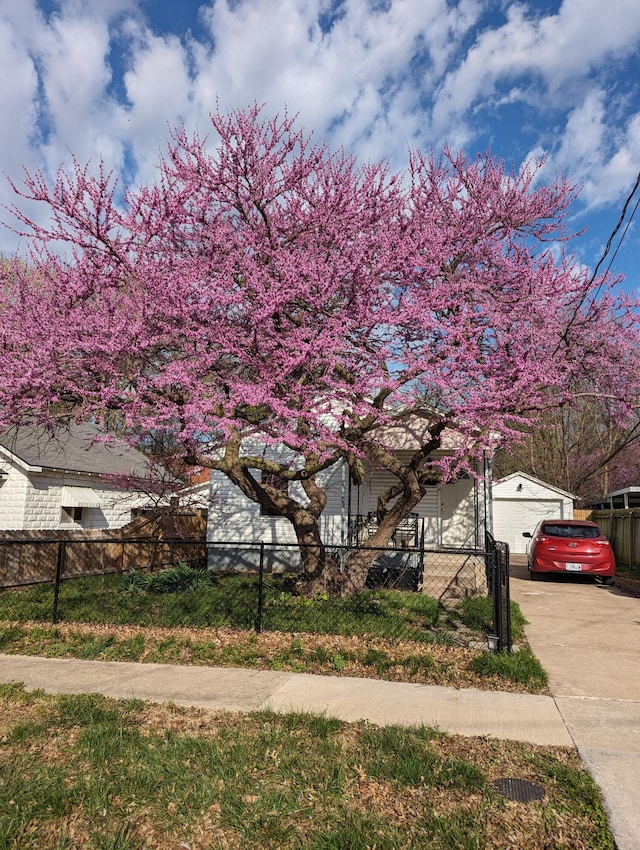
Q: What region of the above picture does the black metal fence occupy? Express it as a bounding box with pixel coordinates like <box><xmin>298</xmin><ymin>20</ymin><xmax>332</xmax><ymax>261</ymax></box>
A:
<box><xmin>0</xmin><ymin>535</ymin><xmax>511</xmax><ymax>651</ymax></box>
<box><xmin>206</xmin><ymin>539</ymin><xmax>488</xmax><ymax>598</ymax></box>
<box><xmin>485</xmin><ymin>532</ymin><xmax>512</xmax><ymax>653</ymax></box>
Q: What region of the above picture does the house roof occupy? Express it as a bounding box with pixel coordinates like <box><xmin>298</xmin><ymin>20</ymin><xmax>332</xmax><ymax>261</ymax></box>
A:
<box><xmin>0</xmin><ymin>422</ymin><xmax>151</xmax><ymax>478</ymax></box>
<box><xmin>370</xmin><ymin>410</ymin><xmax>487</xmax><ymax>453</ymax></box>
<box><xmin>588</xmin><ymin>487</ymin><xmax>640</xmax><ymax>509</ymax></box>
<box><xmin>494</xmin><ymin>471</ymin><xmax>577</xmax><ymax>500</ymax></box>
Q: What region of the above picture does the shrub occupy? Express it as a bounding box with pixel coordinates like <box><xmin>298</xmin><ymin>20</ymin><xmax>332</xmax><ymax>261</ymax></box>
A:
<box><xmin>123</xmin><ymin>563</ymin><xmax>211</xmax><ymax>594</ymax></box>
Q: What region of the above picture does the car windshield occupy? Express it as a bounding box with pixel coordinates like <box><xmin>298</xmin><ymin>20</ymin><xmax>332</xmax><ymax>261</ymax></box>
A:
<box><xmin>541</xmin><ymin>523</ymin><xmax>601</xmax><ymax>539</ymax></box>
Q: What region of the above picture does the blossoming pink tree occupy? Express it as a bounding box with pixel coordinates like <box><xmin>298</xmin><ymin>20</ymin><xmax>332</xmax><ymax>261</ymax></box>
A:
<box><xmin>2</xmin><ymin>105</ymin><xmax>639</xmax><ymax>591</ymax></box>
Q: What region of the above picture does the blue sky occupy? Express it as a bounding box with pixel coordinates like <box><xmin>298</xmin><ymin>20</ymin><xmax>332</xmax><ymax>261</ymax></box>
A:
<box><xmin>1</xmin><ymin>0</ymin><xmax>639</xmax><ymax>291</ymax></box>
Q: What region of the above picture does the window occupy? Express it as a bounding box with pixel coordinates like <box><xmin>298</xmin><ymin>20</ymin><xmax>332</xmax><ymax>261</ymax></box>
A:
<box><xmin>60</xmin><ymin>506</ymin><xmax>83</xmax><ymax>524</ymax></box>
<box><xmin>260</xmin><ymin>471</ymin><xmax>288</xmax><ymax>516</ymax></box>
<box><xmin>541</xmin><ymin>523</ymin><xmax>601</xmax><ymax>539</ymax></box>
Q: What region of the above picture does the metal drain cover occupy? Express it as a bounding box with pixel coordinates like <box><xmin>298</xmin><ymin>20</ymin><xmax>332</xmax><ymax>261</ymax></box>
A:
<box><xmin>491</xmin><ymin>778</ymin><xmax>545</xmax><ymax>802</ymax></box>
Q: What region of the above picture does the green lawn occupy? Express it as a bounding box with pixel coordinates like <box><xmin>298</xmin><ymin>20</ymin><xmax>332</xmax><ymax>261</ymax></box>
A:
<box><xmin>0</xmin><ymin>568</ymin><xmax>611</xmax><ymax>847</ymax></box>
<box><xmin>1</xmin><ymin>570</ymin><xmax>446</xmax><ymax>637</ymax></box>
<box><xmin>0</xmin><ymin>565</ymin><xmax>523</xmax><ymax>642</ymax></box>
<box><xmin>0</xmin><ymin>684</ymin><xmax>615</xmax><ymax>850</ymax></box>
<box><xmin>0</xmin><ymin>568</ymin><xmax>547</xmax><ymax>692</ymax></box>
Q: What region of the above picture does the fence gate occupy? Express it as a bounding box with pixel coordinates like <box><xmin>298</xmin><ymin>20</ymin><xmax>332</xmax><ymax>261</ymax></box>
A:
<box><xmin>485</xmin><ymin>532</ymin><xmax>512</xmax><ymax>653</ymax></box>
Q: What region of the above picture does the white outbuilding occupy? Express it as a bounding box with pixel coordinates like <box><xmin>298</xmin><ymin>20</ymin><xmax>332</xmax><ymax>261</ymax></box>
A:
<box><xmin>492</xmin><ymin>472</ymin><xmax>575</xmax><ymax>554</ymax></box>
<box><xmin>0</xmin><ymin>422</ymin><xmax>154</xmax><ymax>531</ymax></box>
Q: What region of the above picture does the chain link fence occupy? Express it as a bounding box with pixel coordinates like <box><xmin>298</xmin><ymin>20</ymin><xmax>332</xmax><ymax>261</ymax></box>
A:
<box><xmin>0</xmin><ymin>536</ymin><xmax>510</xmax><ymax>649</ymax></box>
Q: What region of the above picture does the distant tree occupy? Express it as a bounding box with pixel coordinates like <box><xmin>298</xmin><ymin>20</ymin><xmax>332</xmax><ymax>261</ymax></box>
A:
<box><xmin>494</xmin><ymin>393</ymin><xmax>640</xmax><ymax>500</ymax></box>
<box><xmin>1</xmin><ymin>104</ymin><xmax>639</xmax><ymax>591</ymax></box>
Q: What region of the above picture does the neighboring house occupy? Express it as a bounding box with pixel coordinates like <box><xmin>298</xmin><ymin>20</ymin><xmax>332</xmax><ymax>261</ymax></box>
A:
<box><xmin>588</xmin><ymin>487</ymin><xmax>640</xmax><ymax>510</ymax></box>
<box><xmin>0</xmin><ymin>422</ymin><xmax>154</xmax><ymax>531</ymax></box>
<box><xmin>492</xmin><ymin>472</ymin><xmax>575</xmax><ymax>554</ymax></box>
<box><xmin>207</xmin><ymin>416</ymin><xmax>492</xmax><ymax>553</ymax></box>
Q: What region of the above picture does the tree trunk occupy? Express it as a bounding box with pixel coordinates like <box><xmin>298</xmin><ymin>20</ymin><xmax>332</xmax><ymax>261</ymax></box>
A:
<box><xmin>339</xmin><ymin>484</ymin><xmax>426</xmax><ymax>595</ymax></box>
<box><xmin>289</xmin><ymin>507</ymin><xmax>347</xmax><ymax>595</ymax></box>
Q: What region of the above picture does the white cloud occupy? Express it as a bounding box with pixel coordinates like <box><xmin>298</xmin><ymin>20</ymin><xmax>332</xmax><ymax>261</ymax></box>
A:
<box><xmin>536</xmin><ymin>0</ymin><xmax>640</xmax><ymax>85</ymax></box>
<box><xmin>122</xmin><ymin>27</ymin><xmax>193</xmax><ymax>181</ymax></box>
<box><xmin>557</xmin><ymin>89</ymin><xmax>607</xmax><ymax>171</ymax></box>
<box><xmin>0</xmin><ymin>14</ymin><xmax>41</xmax><ymax>177</ymax></box>
<box><xmin>432</xmin><ymin>0</ymin><xmax>640</xmax><ymax>137</ymax></box>
<box><xmin>546</xmin><ymin>89</ymin><xmax>640</xmax><ymax>209</ymax></box>
<box><xmin>192</xmin><ymin>0</ymin><xmax>480</xmax><ymax>159</ymax></box>
<box><xmin>35</xmin><ymin>15</ymin><xmax>115</xmax><ymax>169</ymax></box>
<box><xmin>0</xmin><ymin>0</ymin><xmax>638</xmax><ymax>266</ymax></box>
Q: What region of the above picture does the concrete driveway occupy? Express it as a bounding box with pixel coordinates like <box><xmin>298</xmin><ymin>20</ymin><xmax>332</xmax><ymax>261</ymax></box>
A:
<box><xmin>510</xmin><ymin>557</ymin><xmax>640</xmax><ymax>850</ymax></box>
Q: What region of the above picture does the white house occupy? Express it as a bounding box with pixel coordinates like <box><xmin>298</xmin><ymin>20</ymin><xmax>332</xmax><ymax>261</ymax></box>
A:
<box><xmin>207</xmin><ymin>417</ymin><xmax>492</xmax><ymax>553</ymax></box>
<box><xmin>492</xmin><ymin>472</ymin><xmax>575</xmax><ymax>554</ymax></box>
<box><xmin>0</xmin><ymin>422</ymin><xmax>154</xmax><ymax>531</ymax></box>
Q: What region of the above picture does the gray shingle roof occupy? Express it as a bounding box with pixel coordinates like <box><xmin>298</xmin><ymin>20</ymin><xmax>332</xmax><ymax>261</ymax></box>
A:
<box><xmin>0</xmin><ymin>422</ymin><xmax>151</xmax><ymax>478</ymax></box>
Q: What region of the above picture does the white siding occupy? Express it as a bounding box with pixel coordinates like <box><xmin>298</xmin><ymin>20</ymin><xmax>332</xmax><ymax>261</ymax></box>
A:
<box><xmin>319</xmin><ymin>463</ymin><xmax>348</xmax><ymax>546</ymax></box>
<box><xmin>206</xmin><ymin>458</ymin><xmax>486</xmax><ymax>551</ymax></box>
<box><xmin>355</xmin><ymin>466</ymin><xmax>440</xmax><ymax>544</ymax></box>
<box><xmin>207</xmin><ymin>471</ymin><xmax>299</xmax><ymax>544</ymax></box>
<box><xmin>441</xmin><ymin>478</ymin><xmax>478</xmax><ymax>548</ymax></box>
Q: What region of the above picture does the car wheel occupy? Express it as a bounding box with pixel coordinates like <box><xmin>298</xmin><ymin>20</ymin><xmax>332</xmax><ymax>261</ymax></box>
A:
<box><xmin>603</xmin><ymin>576</ymin><xmax>616</xmax><ymax>586</ymax></box>
<box><xmin>529</xmin><ymin>569</ymin><xmax>541</xmax><ymax>581</ymax></box>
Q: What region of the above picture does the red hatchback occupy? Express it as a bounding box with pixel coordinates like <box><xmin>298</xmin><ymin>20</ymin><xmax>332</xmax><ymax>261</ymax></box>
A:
<box><xmin>523</xmin><ymin>519</ymin><xmax>616</xmax><ymax>584</ymax></box>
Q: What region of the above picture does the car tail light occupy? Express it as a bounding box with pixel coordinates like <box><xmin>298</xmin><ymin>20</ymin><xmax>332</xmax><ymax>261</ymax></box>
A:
<box><xmin>535</xmin><ymin>536</ymin><xmax>549</xmax><ymax>543</ymax></box>
<box><xmin>596</xmin><ymin>540</ymin><xmax>610</xmax><ymax>546</ymax></box>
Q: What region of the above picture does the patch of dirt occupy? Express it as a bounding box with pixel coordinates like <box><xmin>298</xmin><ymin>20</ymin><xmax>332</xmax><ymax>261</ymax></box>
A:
<box><xmin>615</xmin><ymin>574</ymin><xmax>640</xmax><ymax>598</ymax></box>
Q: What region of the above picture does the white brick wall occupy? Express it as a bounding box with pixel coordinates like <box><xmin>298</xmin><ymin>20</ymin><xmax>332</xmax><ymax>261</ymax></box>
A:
<box><xmin>0</xmin><ymin>462</ymin><xmax>148</xmax><ymax>531</ymax></box>
<box><xmin>0</xmin><ymin>464</ymin><xmax>29</xmax><ymax>529</ymax></box>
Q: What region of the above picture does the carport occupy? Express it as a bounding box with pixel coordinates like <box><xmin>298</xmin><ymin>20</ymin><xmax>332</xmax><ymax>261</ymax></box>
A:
<box><xmin>492</xmin><ymin>472</ymin><xmax>575</xmax><ymax>554</ymax></box>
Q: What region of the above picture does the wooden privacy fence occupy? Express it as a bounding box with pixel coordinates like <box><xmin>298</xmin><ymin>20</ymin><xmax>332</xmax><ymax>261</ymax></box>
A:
<box><xmin>0</xmin><ymin>509</ymin><xmax>207</xmax><ymax>589</ymax></box>
<box><xmin>0</xmin><ymin>537</ymin><xmax>207</xmax><ymax>588</ymax></box>
<box><xmin>591</xmin><ymin>509</ymin><xmax>640</xmax><ymax>571</ymax></box>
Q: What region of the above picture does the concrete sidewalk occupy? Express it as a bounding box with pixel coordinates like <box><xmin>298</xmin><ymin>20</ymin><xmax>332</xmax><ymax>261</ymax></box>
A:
<box><xmin>0</xmin><ymin>653</ymin><xmax>573</xmax><ymax>746</ymax></box>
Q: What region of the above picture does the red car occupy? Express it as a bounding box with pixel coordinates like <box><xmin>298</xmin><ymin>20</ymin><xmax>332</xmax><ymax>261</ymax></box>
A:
<box><xmin>523</xmin><ymin>519</ymin><xmax>616</xmax><ymax>584</ymax></box>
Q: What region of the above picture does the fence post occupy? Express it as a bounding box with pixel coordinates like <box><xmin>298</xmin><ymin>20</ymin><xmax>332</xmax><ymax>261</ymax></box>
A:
<box><xmin>485</xmin><ymin>533</ymin><xmax>512</xmax><ymax>653</ymax></box>
<box><xmin>255</xmin><ymin>542</ymin><xmax>265</xmax><ymax>634</ymax></box>
<box><xmin>494</xmin><ymin>542</ymin><xmax>512</xmax><ymax>653</ymax></box>
<box><xmin>418</xmin><ymin>520</ymin><xmax>425</xmax><ymax>592</ymax></box>
<box><xmin>52</xmin><ymin>540</ymin><xmax>66</xmax><ymax>625</ymax></box>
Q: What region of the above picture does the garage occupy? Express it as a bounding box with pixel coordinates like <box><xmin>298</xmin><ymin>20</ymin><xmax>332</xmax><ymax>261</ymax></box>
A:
<box><xmin>492</xmin><ymin>472</ymin><xmax>575</xmax><ymax>554</ymax></box>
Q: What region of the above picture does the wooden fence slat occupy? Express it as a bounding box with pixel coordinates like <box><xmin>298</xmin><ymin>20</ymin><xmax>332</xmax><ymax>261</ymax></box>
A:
<box><xmin>591</xmin><ymin>509</ymin><xmax>640</xmax><ymax>571</ymax></box>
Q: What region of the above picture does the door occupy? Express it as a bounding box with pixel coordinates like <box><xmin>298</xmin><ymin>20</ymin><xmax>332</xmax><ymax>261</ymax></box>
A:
<box><xmin>494</xmin><ymin>499</ymin><xmax>563</xmax><ymax>553</ymax></box>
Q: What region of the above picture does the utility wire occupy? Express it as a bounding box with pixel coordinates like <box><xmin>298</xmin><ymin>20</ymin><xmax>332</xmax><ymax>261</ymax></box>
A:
<box><xmin>601</xmin><ymin>193</ymin><xmax>640</xmax><ymax>281</ymax></box>
<box><xmin>554</xmin><ymin>171</ymin><xmax>640</xmax><ymax>354</ymax></box>
<box><xmin>589</xmin><ymin>171</ymin><xmax>640</xmax><ymax>286</ymax></box>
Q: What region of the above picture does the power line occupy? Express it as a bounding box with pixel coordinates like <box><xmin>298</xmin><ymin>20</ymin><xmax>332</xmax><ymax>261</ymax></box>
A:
<box><xmin>602</xmin><ymin>192</ymin><xmax>640</xmax><ymax>280</ymax></box>
<box><xmin>589</xmin><ymin>171</ymin><xmax>640</xmax><ymax>286</ymax></box>
<box><xmin>554</xmin><ymin>171</ymin><xmax>640</xmax><ymax>354</ymax></box>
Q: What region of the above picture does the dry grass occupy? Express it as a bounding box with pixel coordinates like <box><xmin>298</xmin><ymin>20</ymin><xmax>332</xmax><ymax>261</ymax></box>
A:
<box><xmin>0</xmin><ymin>685</ymin><xmax>615</xmax><ymax>850</ymax></box>
<box><xmin>0</xmin><ymin>619</ymin><xmax>548</xmax><ymax>693</ymax></box>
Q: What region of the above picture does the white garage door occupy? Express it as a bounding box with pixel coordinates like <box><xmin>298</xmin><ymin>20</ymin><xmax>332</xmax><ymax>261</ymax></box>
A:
<box><xmin>493</xmin><ymin>499</ymin><xmax>563</xmax><ymax>553</ymax></box>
